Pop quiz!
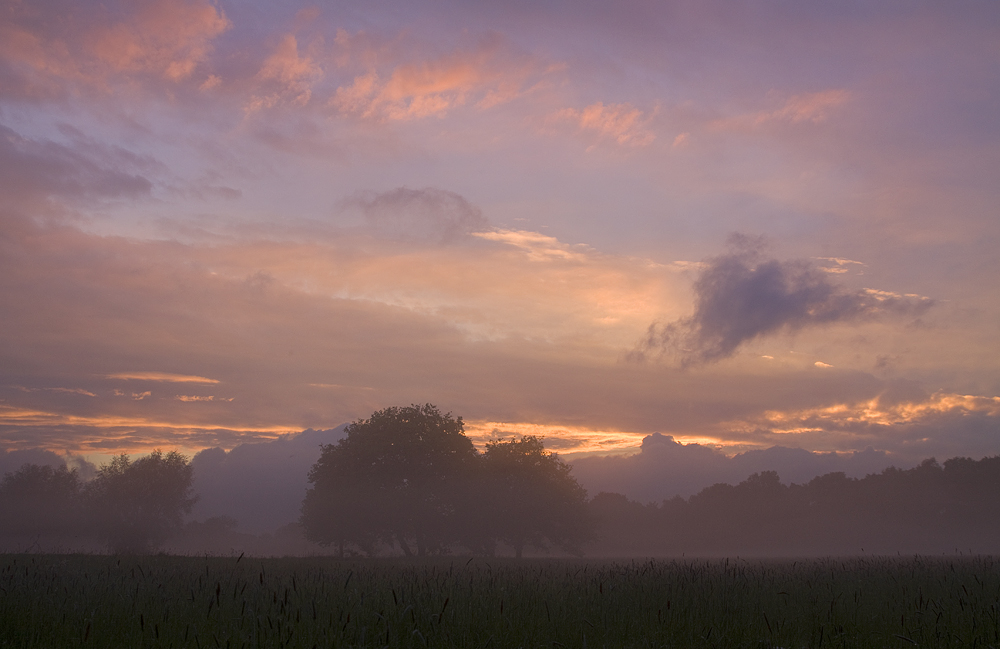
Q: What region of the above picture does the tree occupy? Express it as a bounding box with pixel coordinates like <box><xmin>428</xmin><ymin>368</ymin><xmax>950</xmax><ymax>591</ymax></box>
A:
<box><xmin>87</xmin><ymin>450</ymin><xmax>196</xmax><ymax>554</ymax></box>
<box><xmin>0</xmin><ymin>463</ymin><xmax>85</xmax><ymax>542</ymax></box>
<box><xmin>482</xmin><ymin>436</ymin><xmax>592</xmax><ymax>558</ymax></box>
<box><xmin>302</xmin><ymin>404</ymin><xmax>478</xmax><ymax>556</ymax></box>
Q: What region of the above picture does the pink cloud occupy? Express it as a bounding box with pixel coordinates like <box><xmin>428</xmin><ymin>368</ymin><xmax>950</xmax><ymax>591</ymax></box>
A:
<box><xmin>88</xmin><ymin>0</ymin><xmax>230</xmax><ymax>81</ymax></box>
<box><xmin>710</xmin><ymin>89</ymin><xmax>851</xmax><ymax>132</ymax></box>
<box><xmin>246</xmin><ymin>33</ymin><xmax>324</xmax><ymax>111</ymax></box>
<box><xmin>328</xmin><ymin>34</ymin><xmax>549</xmax><ymax>121</ymax></box>
<box><xmin>0</xmin><ymin>0</ymin><xmax>230</xmax><ymax>94</ymax></box>
<box><xmin>551</xmin><ymin>102</ymin><xmax>657</xmax><ymax>147</ymax></box>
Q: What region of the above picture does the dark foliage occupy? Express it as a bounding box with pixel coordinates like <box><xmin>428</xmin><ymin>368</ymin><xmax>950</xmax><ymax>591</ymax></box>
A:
<box><xmin>301</xmin><ymin>405</ymin><xmax>593</xmax><ymax>556</ymax></box>
<box><xmin>302</xmin><ymin>404</ymin><xmax>481</xmax><ymax>556</ymax></box>
<box><xmin>588</xmin><ymin>456</ymin><xmax>1000</xmax><ymax>556</ymax></box>
<box><xmin>0</xmin><ymin>463</ymin><xmax>86</xmax><ymax>545</ymax></box>
<box><xmin>481</xmin><ymin>435</ymin><xmax>592</xmax><ymax>557</ymax></box>
<box><xmin>86</xmin><ymin>450</ymin><xmax>197</xmax><ymax>554</ymax></box>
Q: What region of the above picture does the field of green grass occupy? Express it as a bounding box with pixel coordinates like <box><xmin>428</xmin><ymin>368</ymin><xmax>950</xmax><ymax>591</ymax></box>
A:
<box><xmin>2</xmin><ymin>554</ymin><xmax>999</xmax><ymax>648</ymax></box>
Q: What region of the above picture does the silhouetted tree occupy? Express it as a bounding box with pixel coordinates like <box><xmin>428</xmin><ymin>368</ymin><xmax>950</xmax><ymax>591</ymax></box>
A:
<box><xmin>87</xmin><ymin>450</ymin><xmax>196</xmax><ymax>554</ymax></box>
<box><xmin>482</xmin><ymin>436</ymin><xmax>591</xmax><ymax>557</ymax></box>
<box><xmin>0</xmin><ymin>463</ymin><xmax>85</xmax><ymax>543</ymax></box>
<box><xmin>302</xmin><ymin>404</ymin><xmax>478</xmax><ymax>556</ymax></box>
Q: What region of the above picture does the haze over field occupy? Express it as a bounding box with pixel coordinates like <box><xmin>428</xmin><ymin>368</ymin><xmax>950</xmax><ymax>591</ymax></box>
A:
<box><xmin>1</xmin><ymin>0</ymin><xmax>998</xmax><ymax>534</ymax></box>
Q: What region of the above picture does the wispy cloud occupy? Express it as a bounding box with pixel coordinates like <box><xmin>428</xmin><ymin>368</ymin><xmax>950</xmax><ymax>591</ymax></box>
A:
<box><xmin>471</xmin><ymin>229</ymin><xmax>590</xmax><ymax>262</ymax></box>
<box><xmin>463</xmin><ymin>420</ymin><xmax>645</xmax><ymax>456</ymax></box>
<box><xmin>106</xmin><ymin>372</ymin><xmax>219</xmax><ymax>384</ymax></box>
<box><xmin>711</xmin><ymin>90</ymin><xmax>851</xmax><ymax>132</ymax></box>
<box><xmin>551</xmin><ymin>102</ymin><xmax>657</xmax><ymax>147</ymax></box>
<box><xmin>175</xmin><ymin>395</ymin><xmax>233</xmax><ymax>402</ymax></box>
<box><xmin>342</xmin><ymin>186</ymin><xmax>490</xmax><ymax>242</ymax></box>
<box><xmin>329</xmin><ymin>33</ymin><xmax>549</xmax><ymax>121</ymax></box>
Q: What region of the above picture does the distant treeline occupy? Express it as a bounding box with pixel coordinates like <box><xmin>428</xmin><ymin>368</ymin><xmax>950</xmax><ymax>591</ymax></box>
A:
<box><xmin>4</xmin><ymin>407</ymin><xmax>1000</xmax><ymax>556</ymax></box>
<box><xmin>589</xmin><ymin>456</ymin><xmax>1000</xmax><ymax>556</ymax></box>
<box><xmin>0</xmin><ymin>451</ymin><xmax>194</xmax><ymax>554</ymax></box>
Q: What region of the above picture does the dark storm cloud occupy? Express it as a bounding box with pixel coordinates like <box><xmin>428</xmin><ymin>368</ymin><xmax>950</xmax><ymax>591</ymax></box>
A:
<box><xmin>632</xmin><ymin>234</ymin><xmax>934</xmax><ymax>366</ymax></box>
<box><xmin>345</xmin><ymin>187</ymin><xmax>491</xmax><ymax>243</ymax></box>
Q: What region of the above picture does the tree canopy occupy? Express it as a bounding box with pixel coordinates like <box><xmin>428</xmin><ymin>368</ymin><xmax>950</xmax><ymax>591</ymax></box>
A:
<box><xmin>482</xmin><ymin>435</ymin><xmax>592</xmax><ymax>557</ymax></box>
<box><xmin>0</xmin><ymin>463</ymin><xmax>84</xmax><ymax>541</ymax></box>
<box><xmin>87</xmin><ymin>450</ymin><xmax>196</xmax><ymax>554</ymax></box>
<box><xmin>302</xmin><ymin>404</ymin><xmax>480</xmax><ymax>556</ymax></box>
<box><xmin>301</xmin><ymin>405</ymin><xmax>593</xmax><ymax>557</ymax></box>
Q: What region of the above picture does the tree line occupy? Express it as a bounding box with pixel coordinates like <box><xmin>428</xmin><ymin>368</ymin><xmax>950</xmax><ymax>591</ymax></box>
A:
<box><xmin>0</xmin><ymin>404</ymin><xmax>592</xmax><ymax>556</ymax></box>
<box><xmin>0</xmin><ymin>450</ymin><xmax>195</xmax><ymax>553</ymax></box>
<box><xmin>3</xmin><ymin>403</ymin><xmax>1000</xmax><ymax>556</ymax></box>
<box><xmin>589</xmin><ymin>457</ymin><xmax>1000</xmax><ymax>556</ymax></box>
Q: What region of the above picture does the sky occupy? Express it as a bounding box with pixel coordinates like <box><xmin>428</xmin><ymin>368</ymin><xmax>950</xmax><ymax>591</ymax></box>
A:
<box><xmin>1</xmin><ymin>0</ymin><xmax>999</xmax><ymax>486</ymax></box>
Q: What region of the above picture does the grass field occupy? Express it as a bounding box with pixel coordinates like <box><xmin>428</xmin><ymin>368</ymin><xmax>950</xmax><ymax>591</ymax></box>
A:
<box><xmin>2</xmin><ymin>554</ymin><xmax>999</xmax><ymax>648</ymax></box>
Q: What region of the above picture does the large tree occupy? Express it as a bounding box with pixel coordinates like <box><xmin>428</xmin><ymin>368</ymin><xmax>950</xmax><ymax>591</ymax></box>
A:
<box><xmin>302</xmin><ymin>404</ymin><xmax>478</xmax><ymax>556</ymax></box>
<box><xmin>87</xmin><ymin>450</ymin><xmax>196</xmax><ymax>554</ymax></box>
<box><xmin>482</xmin><ymin>435</ymin><xmax>592</xmax><ymax>558</ymax></box>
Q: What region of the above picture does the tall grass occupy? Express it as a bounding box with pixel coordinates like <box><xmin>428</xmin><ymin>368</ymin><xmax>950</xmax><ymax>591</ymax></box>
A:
<box><xmin>2</xmin><ymin>554</ymin><xmax>999</xmax><ymax>648</ymax></box>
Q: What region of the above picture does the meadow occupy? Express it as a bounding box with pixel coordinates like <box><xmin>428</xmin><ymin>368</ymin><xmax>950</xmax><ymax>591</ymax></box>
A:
<box><xmin>2</xmin><ymin>554</ymin><xmax>999</xmax><ymax>648</ymax></box>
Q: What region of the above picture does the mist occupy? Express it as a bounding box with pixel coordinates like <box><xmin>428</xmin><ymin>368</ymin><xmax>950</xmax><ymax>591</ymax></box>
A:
<box><xmin>5</xmin><ymin>423</ymin><xmax>1000</xmax><ymax>557</ymax></box>
<box><xmin>570</xmin><ymin>433</ymin><xmax>901</xmax><ymax>504</ymax></box>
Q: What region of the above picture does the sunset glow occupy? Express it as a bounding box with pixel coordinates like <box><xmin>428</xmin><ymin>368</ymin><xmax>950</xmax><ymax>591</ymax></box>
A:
<box><xmin>1</xmin><ymin>0</ymin><xmax>998</xmax><ymax>481</ymax></box>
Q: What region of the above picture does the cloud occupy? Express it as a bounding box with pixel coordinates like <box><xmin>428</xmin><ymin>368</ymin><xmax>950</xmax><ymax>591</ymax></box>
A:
<box><xmin>246</xmin><ymin>33</ymin><xmax>324</xmax><ymax>111</ymax></box>
<box><xmin>0</xmin><ymin>448</ymin><xmax>68</xmax><ymax>478</ymax></box>
<box><xmin>343</xmin><ymin>186</ymin><xmax>491</xmax><ymax>243</ymax></box>
<box><xmin>329</xmin><ymin>33</ymin><xmax>549</xmax><ymax>121</ymax></box>
<box><xmin>463</xmin><ymin>420</ymin><xmax>644</xmax><ymax>456</ymax></box>
<box><xmin>710</xmin><ymin>90</ymin><xmax>851</xmax><ymax>132</ymax></box>
<box><xmin>88</xmin><ymin>0</ymin><xmax>230</xmax><ymax>81</ymax></box>
<box><xmin>0</xmin><ymin>124</ymin><xmax>154</xmax><ymax>208</ymax></box>
<box><xmin>551</xmin><ymin>102</ymin><xmax>657</xmax><ymax>147</ymax></box>
<box><xmin>631</xmin><ymin>234</ymin><xmax>934</xmax><ymax>366</ymax></box>
<box><xmin>570</xmin><ymin>432</ymin><xmax>897</xmax><ymax>503</ymax></box>
<box><xmin>471</xmin><ymin>230</ymin><xmax>589</xmax><ymax>262</ymax></box>
<box><xmin>746</xmin><ymin>392</ymin><xmax>1000</xmax><ymax>435</ymax></box>
<box><xmin>814</xmin><ymin>257</ymin><xmax>866</xmax><ymax>274</ymax></box>
<box><xmin>0</xmin><ymin>0</ymin><xmax>229</xmax><ymax>98</ymax></box>
<box><xmin>106</xmin><ymin>372</ymin><xmax>220</xmax><ymax>383</ymax></box>
<box><xmin>190</xmin><ymin>427</ymin><xmax>346</xmax><ymax>533</ymax></box>
<box><xmin>709</xmin><ymin>390</ymin><xmax>1000</xmax><ymax>464</ymax></box>
<box><xmin>175</xmin><ymin>395</ymin><xmax>233</xmax><ymax>402</ymax></box>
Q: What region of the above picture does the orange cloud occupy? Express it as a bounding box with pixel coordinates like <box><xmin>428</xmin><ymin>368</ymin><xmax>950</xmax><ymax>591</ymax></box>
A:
<box><xmin>0</xmin><ymin>0</ymin><xmax>229</xmax><ymax>93</ymax></box>
<box><xmin>471</xmin><ymin>229</ymin><xmax>590</xmax><ymax>262</ymax></box>
<box><xmin>710</xmin><ymin>89</ymin><xmax>850</xmax><ymax>132</ymax></box>
<box><xmin>747</xmin><ymin>392</ymin><xmax>1000</xmax><ymax>434</ymax></box>
<box><xmin>247</xmin><ymin>33</ymin><xmax>324</xmax><ymax>110</ymax></box>
<box><xmin>89</xmin><ymin>0</ymin><xmax>230</xmax><ymax>81</ymax></box>
<box><xmin>552</xmin><ymin>102</ymin><xmax>657</xmax><ymax>147</ymax></box>
<box><xmin>175</xmin><ymin>395</ymin><xmax>234</xmax><ymax>402</ymax></box>
<box><xmin>106</xmin><ymin>372</ymin><xmax>219</xmax><ymax>383</ymax></box>
<box><xmin>329</xmin><ymin>36</ymin><xmax>546</xmax><ymax>121</ymax></box>
<box><xmin>463</xmin><ymin>420</ymin><xmax>645</xmax><ymax>457</ymax></box>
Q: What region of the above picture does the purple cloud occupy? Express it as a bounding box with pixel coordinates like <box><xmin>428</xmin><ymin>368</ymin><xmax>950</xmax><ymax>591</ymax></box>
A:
<box><xmin>632</xmin><ymin>234</ymin><xmax>934</xmax><ymax>366</ymax></box>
